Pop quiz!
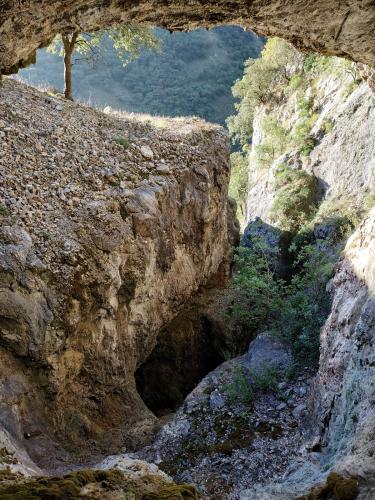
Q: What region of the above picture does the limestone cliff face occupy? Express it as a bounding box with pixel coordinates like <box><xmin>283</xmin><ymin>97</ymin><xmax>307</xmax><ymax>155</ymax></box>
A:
<box><xmin>0</xmin><ymin>79</ymin><xmax>235</xmax><ymax>466</ymax></box>
<box><xmin>1</xmin><ymin>1</ymin><xmax>375</xmax><ymax>76</ymax></box>
<box><xmin>307</xmin><ymin>210</ymin><xmax>375</xmax><ymax>491</ymax></box>
<box><xmin>246</xmin><ymin>74</ymin><xmax>375</xmax><ymax>226</ymax></box>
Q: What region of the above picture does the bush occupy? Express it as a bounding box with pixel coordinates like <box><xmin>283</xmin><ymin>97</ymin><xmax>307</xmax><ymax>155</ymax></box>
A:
<box><xmin>253</xmin><ymin>116</ymin><xmax>290</xmax><ymax>168</ymax></box>
<box><xmin>227</xmin><ymin>38</ymin><xmax>300</xmax><ymax>147</ymax></box>
<box><xmin>227</xmin><ymin>243</ymin><xmax>282</xmax><ymax>337</ymax></box>
<box><xmin>227</xmin><ymin>228</ymin><xmax>338</xmax><ymax>363</ymax></box>
<box><xmin>225</xmin><ymin>364</ymin><xmax>254</xmax><ymax>404</ymax></box>
<box><xmin>115</xmin><ymin>136</ymin><xmax>130</xmax><ymax>148</ymax></box>
<box><xmin>271</xmin><ymin>164</ymin><xmax>318</xmax><ymax>232</ymax></box>
<box><xmin>229</xmin><ymin>152</ymin><xmax>248</xmax><ymax>220</ymax></box>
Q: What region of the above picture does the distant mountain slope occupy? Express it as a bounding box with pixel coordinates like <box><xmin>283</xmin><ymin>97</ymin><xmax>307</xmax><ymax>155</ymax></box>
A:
<box><xmin>16</xmin><ymin>27</ymin><xmax>263</xmax><ymax>126</ymax></box>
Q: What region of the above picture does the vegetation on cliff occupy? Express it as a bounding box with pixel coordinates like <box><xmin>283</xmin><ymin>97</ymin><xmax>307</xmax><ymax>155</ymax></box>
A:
<box><xmin>226</xmin><ymin>38</ymin><xmax>366</xmax><ymax>363</ymax></box>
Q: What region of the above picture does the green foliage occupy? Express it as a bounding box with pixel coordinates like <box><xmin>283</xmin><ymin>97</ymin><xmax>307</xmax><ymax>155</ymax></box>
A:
<box><xmin>48</xmin><ymin>26</ymin><xmax>161</xmax><ymax>66</ymax></box>
<box><xmin>227</xmin><ymin>38</ymin><xmax>299</xmax><ymax>147</ymax></box>
<box><xmin>41</xmin><ymin>230</ymin><xmax>51</xmax><ymax>241</ymax></box>
<box><xmin>225</xmin><ymin>364</ymin><xmax>254</xmax><ymax>404</ymax></box>
<box><xmin>20</xmin><ymin>27</ymin><xmax>263</xmax><ymax>126</ymax></box>
<box><xmin>341</xmin><ymin>80</ymin><xmax>360</xmax><ymax>100</ymax></box>
<box><xmin>291</xmin><ymin>96</ymin><xmax>319</xmax><ymax>156</ymax></box>
<box><xmin>271</xmin><ymin>164</ymin><xmax>318</xmax><ymax>232</ymax></box>
<box><xmin>229</xmin><ymin>152</ymin><xmax>248</xmax><ymax>221</ymax></box>
<box><xmin>303</xmin><ymin>54</ymin><xmax>358</xmax><ymax>81</ymax></box>
<box><xmin>227</xmin><ymin>37</ymin><xmax>360</xmax><ymax>156</ymax></box>
<box><xmin>115</xmin><ymin>136</ymin><xmax>130</xmax><ymax>148</ymax></box>
<box><xmin>227</xmin><ymin>244</ymin><xmax>282</xmax><ymax>337</ymax></box>
<box><xmin>298</xmin><ymin>195</ymin><xmax>362</xmax><ymax>242</ymax></box>
<box><xmin>251</xmin><ymin>364</ymin><xmax>280</xmax><ymax>392</ymax></box>
<box><xmin>322</xmin><ymin>119</ymin><xmax>334</xmax><ymax>134</ymax></box>
<box><xmin>254</xmin><ymin>116</ymin><xmax>290</xmax><ymax>168</ymax></box>
<box><xmin>227</xmin><ymin>227</ymin><xmax>339</xmax><ymax>363</ymax></box>
<box><xmin>276</xmin><ymin>243</ymin><xmax>335</xmax><ymax>360</ymax></box>
<box><xmin>285</xmin><ymin>74</ymin><xmax>305</xmax><ymax>96</ymax></box>
<box><xmin>0</xmin><ymin>205</ymin><xmax>9</xmax><ymax>216</ymax></box>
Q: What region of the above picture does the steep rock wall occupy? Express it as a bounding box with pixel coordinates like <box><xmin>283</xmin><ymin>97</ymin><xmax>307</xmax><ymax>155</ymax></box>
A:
<box><xmin>1</xmin><ymin>1</ymin><xmax>375</xmax><ymax>76</ymax></box>
<box><xmin>308</xmin><ymin>210</ymin><xmax>375</xmax><ymax>482</ymax></box>
<box><xmin>246</xmin><ymin>75</ymin><xmax>375</xmax><ymax>225</ymax></box>
<box><xmin>0</xmin><ymin>79</ymin><xmax>235</xmax><ymax>466</ymax></box>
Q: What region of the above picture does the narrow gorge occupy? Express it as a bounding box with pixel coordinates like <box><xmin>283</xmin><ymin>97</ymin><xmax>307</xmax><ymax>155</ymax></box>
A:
<box><xmin>0</xmin><ymin>2</ymin><xmax>375</xmax><ymax>499</ymax></box>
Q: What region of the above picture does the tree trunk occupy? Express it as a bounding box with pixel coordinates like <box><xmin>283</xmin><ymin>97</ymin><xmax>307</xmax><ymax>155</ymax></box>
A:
<box><xmin>63</xmin><ymin>48</ymin><xmax>73</xmax><ymax>100</ymax></box>
<box><xmin>61</xmin><ymin>32</ymin><xmax>78</xmax><ymax>101</ymax></box>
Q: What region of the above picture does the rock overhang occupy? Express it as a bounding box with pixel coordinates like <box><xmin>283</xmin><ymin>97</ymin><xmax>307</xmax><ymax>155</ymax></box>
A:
<box><xmin>0</xmin><ymin>1</ymin><xmax>375</xmax><ymax>76</ymax></box>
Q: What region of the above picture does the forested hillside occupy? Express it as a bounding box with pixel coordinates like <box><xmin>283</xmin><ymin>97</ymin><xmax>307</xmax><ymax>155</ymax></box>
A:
<box><xmin>16</xmin><ymin>27</ymin><xmax>263</xmax><ymax>125</ymax></box>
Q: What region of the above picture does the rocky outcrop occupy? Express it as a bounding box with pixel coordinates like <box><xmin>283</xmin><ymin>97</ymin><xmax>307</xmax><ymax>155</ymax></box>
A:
<box><xmin>0</xmin><ymin>78</ymin><xmax>235</xmax><ymax>468</ymax></box>
<box><xmin>238</xmin><ymin>209</ymin><xmax>375</xmax><ymax>499</ymax></box>
<box><xmin>1</xmin><ymin>1</ymin><xmax>375</xmax><ymax>76</ymax></box>
<box><xmin>246</xmin><ymin>75</ymin><xmax>375</xmax><ymax>226</ymax></box>
<box><xmin>306</xmin><ymin>209</ymin><xmax>375</xmax><ymax>494</ymax></box>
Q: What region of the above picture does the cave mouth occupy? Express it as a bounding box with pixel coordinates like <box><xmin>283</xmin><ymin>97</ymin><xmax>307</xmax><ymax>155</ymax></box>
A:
<box><xmin>135</xmin><ymin>312</ymin><xmax>225</xmax><ymax>417</ymax></box>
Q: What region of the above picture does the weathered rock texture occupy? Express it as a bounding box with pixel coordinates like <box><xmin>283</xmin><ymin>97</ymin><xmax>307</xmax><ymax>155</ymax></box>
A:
<box><xmin>307</xmin><ymin>209</ymin><xmax>375</xmax><ymax>493</ymax></box>
<box><xmin>0</xmin><ymin>78</ymin><xmax>235</xmax><ymax>467</ymax></box>
<box><xmin>1</xmin><ymin>1</ymin><xmax>375</xmax><ymax>76</ymax></box>
<box><xmin>246</xmin><ymin>75</ymin><xmax>375</xmax><ymax>225</ymax></box>
<box><xmin>243</xmin><ymin>210</ymin><xmax>375</xmax><ymax>499</ymax></box>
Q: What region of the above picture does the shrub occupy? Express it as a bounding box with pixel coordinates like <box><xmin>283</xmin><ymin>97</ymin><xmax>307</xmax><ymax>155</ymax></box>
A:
<box><xmin>229</xmin><ymin>152</ymin><xmax>248</xmax><ymax>220</ymax></box>
<box><xmin>227</xmin><ymin>228</ymin><xmax>338</xmax><ymax>363</ymax></box>
<box><xmin>227</xmin><ymin>243</ymin><xmax>282</xmax><ymax>338</ymax></box>
<box><xmin>277</xmin><ymin>244</ymin><xmax>335</xmax><ymax>360</ymax></box>
<box><xmin>115</xmin><ymin>136</ymin><xmax>130</xmax><ymax>148</ymax></box>
<box><xmin>225</xmin><ymin>364</ymin><xmax>254</xmax><ymax>404</ymax></box>
<box><xmin>291</xmin><ymin>97</ymin><xmax>319</xmax><ymax>156</ymax></box>
<box><xmin>271</xmin><ymin>164</ymin><xmax>318</xmax><ymax>232</ymax></box>
<box><xmin>251</xmin><ymin>364</ymin><xmax>280</xmax><ymax>392</ymax></box>
<box><xmin>0</xmin><ymin>205</ymin><xmax>9</xmax><ymax>216</ymax></box>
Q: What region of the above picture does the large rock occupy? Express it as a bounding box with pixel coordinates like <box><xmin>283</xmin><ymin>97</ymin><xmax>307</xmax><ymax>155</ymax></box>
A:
<box><xmin>0</xmin><ymin>1</ymin><xmax>375</xmax><ymax>76</ymax></box>
<box><xmin>244</xmin><ymin>332</ymin><xmax>293</xmax><ymax>374</ymax></box>
<box><xmin>0</xmin><ymin>79</ymin><xmax>235</xmax><ymax>467</ymax></box>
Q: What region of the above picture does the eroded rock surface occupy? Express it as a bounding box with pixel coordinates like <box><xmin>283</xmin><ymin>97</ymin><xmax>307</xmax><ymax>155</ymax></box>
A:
<box><xmin>1</xmin><ymin>1</ymin><xmax>375</xmax><ymax>76</ymax></box>
<box><xmin>306</xmin><ymin>209</ymin><xmax>375</xmax><ymax>495</ymax></box>
<box><xmin>0</xmin><ymin>78</ymin><xmax>235</xmax><ymax>468</ymax></box>
<box><xmin>246</xmin><ymin>75</ymin><xmax>375</xmax><ymax>225</ymax></box>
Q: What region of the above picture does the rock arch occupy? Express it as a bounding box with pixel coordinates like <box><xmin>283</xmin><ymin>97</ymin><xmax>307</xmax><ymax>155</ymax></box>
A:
<box><xmin>0</xmin><ymin>1</ymin><xmax>375</xmax><ymax>75</ymax></box>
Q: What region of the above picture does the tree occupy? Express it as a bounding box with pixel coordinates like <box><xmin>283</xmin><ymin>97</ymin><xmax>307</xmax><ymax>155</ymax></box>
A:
<box><xmin>227</xmin><ymin>38</ymin><xmax>302</xmax><ymax>148</ymax></box>
<box><xmin>49</xmin><ymin>26</ymin><xmax>161</xmax><ymax>100</ymax></box>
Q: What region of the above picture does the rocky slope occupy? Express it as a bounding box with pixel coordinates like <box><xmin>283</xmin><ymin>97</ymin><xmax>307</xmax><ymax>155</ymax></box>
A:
<box><xmin>0</xmin><ymin>78</ymin><xmax>236</xmax><ymax>470</ymax></box>
<box><xmin>1</xmin><ymin>1</ymin><xmax>375</xmax><ymax>77</ymax></box>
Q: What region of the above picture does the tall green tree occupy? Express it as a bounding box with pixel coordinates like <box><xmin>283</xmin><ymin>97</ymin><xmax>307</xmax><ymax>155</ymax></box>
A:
<box><xmin>49</xmin><ymin>26</ymin><xmax>161</xmax><ymax>100</ymax></box>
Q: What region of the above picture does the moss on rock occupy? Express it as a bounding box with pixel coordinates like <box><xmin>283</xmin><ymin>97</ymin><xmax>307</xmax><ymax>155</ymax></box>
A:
<box><xmin>0</xmin><ymin>468</ymin><xmax>202</xmax><ymax>500</ymax></box>
<box><xmin>296</xmin><ymin>472</ymin><xmax>359</xmax><ymax>500</ymax></box>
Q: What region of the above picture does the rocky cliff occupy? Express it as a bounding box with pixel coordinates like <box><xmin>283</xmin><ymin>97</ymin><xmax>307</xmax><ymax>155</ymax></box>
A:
<box><xmin>1</xmin><ymin>1</ymin><xmax>375</xmax><ymax>77</ymax></box>
<box><xmin>306</xmin><ymin>209</ymin><xmax>375</xmax><ymax>495</ymax></box>
<box><xmin>246</xmin><ymin>71</ymin><xmax>375</xmax><ymax>226</ymax></box>
<box><xmin>231</xmin><ymin>48</ymin><xmax>375</xmax><ymax>498</ymax></box>
<box><xmin>0</xmin><ymin>78</ymin><xmax>236</xmax><ymax>469</ymax></box>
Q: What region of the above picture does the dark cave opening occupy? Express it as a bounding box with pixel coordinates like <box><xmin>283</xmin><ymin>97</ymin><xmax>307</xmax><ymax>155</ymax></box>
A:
<box><xmin>135</xmin><ymin>312</ymin><xmax>224</xmax><ymax>417</ymax></box>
